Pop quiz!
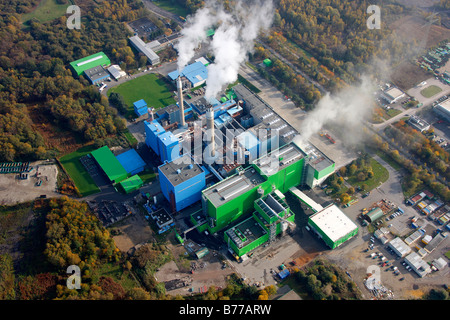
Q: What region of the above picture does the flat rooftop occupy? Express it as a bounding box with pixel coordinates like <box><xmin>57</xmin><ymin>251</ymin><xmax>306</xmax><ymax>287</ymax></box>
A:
<box><xmin>436</xmin><ymin>98</ymin><xmax>450</xmax><ymax>113</ymax></box>
<box><xmin>294</xmin><ymin>140</ymin><xmax>334</xmax><ymax>172</ymax></box>
<box><xmin>84</xmin><ymin>65</ymin><xmax>109</xmax><ymax>82</ymax></box>
<box><xmin>225</xmin><ymin>215</ymin><xmax>267</xmax><ymax>249</ymax></box>
<box><xmin>203</xmin><ymin>166</ymin><xmax>266</xmax><ymax>207</ymax></box>
<box><xmin>253</xmin><ymin>142</ymin><xmax>305</xmax><ymax>177</ymax></box>
<box><xmin>309</xmin><ymin>204</ymin><xmax>358</xmax><ymax>242</ymax></box>
<box><xmin>158</xmin><ymin>154</ymin><xmax>204</xmax><ymax>187</ymax></box>
<box><xmin>384</xmin><ymin>87</ymin><xmax>404</xmax><ymax>100</ymax></box>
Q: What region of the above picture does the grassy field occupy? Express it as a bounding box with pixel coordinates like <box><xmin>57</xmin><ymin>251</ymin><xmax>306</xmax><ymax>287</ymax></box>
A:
<box><xmin>59</xmin><ymin>144</ymin><xmax>100</xmax><ymax>196</ymax></box>
<box><xmin>420</xmin><ymin>85</ymin><xmax>443</xmax><ymax>98</ymax></box>
<box><xmin>21</xmin><ymin>0</ymin><xmax>71</xmax><ymax>27</ymax></box>
<box><xmin>152</xmin><ymin>0</ymin><xmax>188</xmax><ymax>17</ymax></box>
<box><xmin>347</xmin><ymin>157</ymin><xmax>389</xmax><ymax>192</ymax></box>
<box><xmin>108</xmin><ymin>74</ymin><xmax>176</xmax><ymax>119</ymax></box>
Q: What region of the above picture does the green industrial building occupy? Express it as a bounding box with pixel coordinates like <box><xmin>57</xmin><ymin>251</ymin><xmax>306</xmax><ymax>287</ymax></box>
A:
<box><xmin>307</xmin><ymin>204</ymin><xmax>359</xmax><ymax>249</ymax></box>
<box><xmin>224</xmin><ymin>190</ymin><xmax>295</xmax><ymax>258</ymax></box>
<box><xmin>70</xmin><ymin>52</ymin><xmax>111</xmax><ymax>76</ymax></box>
<box><xmin>119</xmin><ymin>174</ymin><xmax>144</xmax><ymax>194</ymax></box>
<box><xmin>91</xmin><ymin>146</ymin><xmax>129</xmax><ymax>184</ymax></box>
<box><xmin>200</xmin><ymin>142</ymin><xmax>305</xmax><ymax>234</ymax></box>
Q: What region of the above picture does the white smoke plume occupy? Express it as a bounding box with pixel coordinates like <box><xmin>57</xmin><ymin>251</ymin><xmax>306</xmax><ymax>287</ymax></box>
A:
<box><xmin>175</xmin><ymin>0</ymin><xmax>274</xmax><ymax>100</ymax></box>
<box><xmin>297</xmin><ymin>75</ymin><xmax>376</xmax><ymax>147</ymax></box>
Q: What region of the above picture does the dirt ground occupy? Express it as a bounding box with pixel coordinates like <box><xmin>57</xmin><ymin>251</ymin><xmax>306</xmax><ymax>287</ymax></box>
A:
<box><xmin>111</xmin><ymin>213</ymin><xmax>155</xmax><ymax>253</ymax></box>
<box><xmin>155</xmin><ymin>245</ymin><xmax>235</xmax><ymax>297</ymax></box>
<box><xmin>326</xmin><ymin>239</ymin><xmax>447</xmax><ymax>300</ymax></box>
<box><xmin>0</xmin><ymin>161</ymin><xmax>60</xmax><ymax>205</ymax></box>
<box><xmin>391</xmin><ymin>61</ymin><xmax>434</xmax><ymax>91</ymax></box>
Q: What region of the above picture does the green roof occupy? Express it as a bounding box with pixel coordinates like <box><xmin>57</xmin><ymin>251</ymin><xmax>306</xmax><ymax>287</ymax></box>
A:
<box><xmin>70</xmin><ymin>52</ymin><xmax>111</xmax><ymax>76</ymax></box>
<box><xmin>119</xmin><ymin>174</ymin><xmax>143</xmax><ymax>194</ymax></box>
<box><xmin>91</xmin><ymin>146</ymin><xmax>128</xmax><ymax>183</ymax></box>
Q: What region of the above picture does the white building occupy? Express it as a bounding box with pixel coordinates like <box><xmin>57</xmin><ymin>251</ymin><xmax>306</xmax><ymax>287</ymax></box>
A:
<box><xmin>107</xmin><ymin>65</ymin><xmax>126</xmax><ymax>80</ymax></box>
<box><xmin>404</xmin><ymin>252</ymin><xmax>431</xmax><ymax>278</ymax></box>
<box><xmin>383</xmin><ymin>87</ymin><xmax>405</xmax><ymax>104</ymax></box>
<box><xmin>129</xmin><ymin>35</ymin><xmax>160</xmax><ymax>65</ymax></box>
<box><xmin>434</xmin><ymin>98</ymin><xmax>450</xmax><ymax>122</ymax></box>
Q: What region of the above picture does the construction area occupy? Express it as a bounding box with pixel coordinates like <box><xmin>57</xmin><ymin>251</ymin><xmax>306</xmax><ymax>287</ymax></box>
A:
<box><xmin>0</xmin><ymin>160</ymin><xmax>60</xmax><ymax>205</ymax></box>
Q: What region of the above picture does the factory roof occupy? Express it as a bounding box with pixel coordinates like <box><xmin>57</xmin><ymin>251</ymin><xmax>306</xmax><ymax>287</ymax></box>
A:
<box><xmin>168</xmin><ymin>61</ymin><xmax>208</xmax><ymax>85</ymax></box>
<box><xmin>435</xmin><ymin>98</ymin><xmax>450</xmax><ymax>114</ymax></box>
<box><xmin>129</xmin><ymin>36</ymin><xmax>160</xmax><ymax>64</ymax></box>
<box><xmin>253</xmin><ymin>142</ymin><xmax>305</xmax><ymax>177</ymax></box>
<box><xmin>294</xmin><ymin>140</ymin><xmax>334</xmax><ymax>172</ymax></box>
<box><xmin>158</xmin><ymin>131</ymin><xmax>178</xmax><ymax>147</ymax></box>
<box><xmin>119</xmin><ymin>174</ymin><xmax>143</xmax><ymax>194</ymax></box>
<box><xmin>107</xmin><ymin>65</ymin><xmax>126</xmax><ymax>80</ymax></box>
<box><xmin>203</xmin><ymin>166</ymin><xmax>266</xmax><ymax>207</ymax></box>
<box><xmin>158</xmin><ymin>154</ymin><xmax>204</xmax><ymax>187</ymax></box>
<box><xmin>116</xmin><ymin>149</ymin><xmax>146</xmax><ymax>174</ymax></box>
<box><xmin>384</xmin><ymin>87</ymin><xmax>405</xmax><ymax>100</ymax></box>
<box><xmin>309</xmin><ymin>204</ymin><xmax>358</xmax><ymax>242</ymax></box>
<box><xmin>236</xmin><ymin>131</ymin><xmax>259</xmax><ymax>150</ymax></box>
<box><xmin>134</xmin><ymin>99</ymin><xmax>147</xmax><ymax>109</ymax></box>
<box><xmin>225</xmin><ymin>215</ymin><xmax>267</xmax><ymax>250</ymax></box>
<box><xmin>404</xmin><ymin>252</ymin><xmax>431</xmax><ymax>277</ymax></box>
<box><xmin>145</xmin><ymin>120</ymin><xmax>165</xmax><ymax>134</ymax></box>
<box><xmin>232</xmin><ymin>84</ymin><xmax>267</xmax><ymax>111</ymax></box>
<box><xmin>84</xmin><ymin>65</ymin><xmax>110</xmax><ymax>83</ymax></box>
<box><xmin>91</xmin><ymin>146</ymin><xmax>129</xmax><ymax>183</ymax></box>
<box><xmin>70</xmin><ymin>52</ymin><xmax>111</xmax><ymax>76</ymax></box>
<box><xmin>388</xmin><ymin>237</ymin><xmax>411</xmax><ymax>257</ymax></box>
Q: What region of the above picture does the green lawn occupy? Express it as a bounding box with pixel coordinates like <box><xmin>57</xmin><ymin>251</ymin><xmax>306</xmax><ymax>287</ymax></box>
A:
<box><xmin>420</xmin><ymin>85</ymin><xmax>442</xmax><ymax>98</ymax></box>
<box><xmin>21</xmin><ymin>0</ymin><xmax>71</xmax><ymax>27</ymax></box>
<box><xmin>347</xmin><ymin>158</ymin><xmax>389</xmax><ymax>191</ymax></box>
<box><xmin>152</xmin><ymin>0</ymin><xmax>188</xmax><ymax>17</ymax></box>
<box><xmin>59</xmin><ymin>145</ymin><xmax>100</xmax><ymax>196</ymax></box>
<box><xmin>108</xmin><ymin>74</ymin><xmax>176</xmax><ymax>119</ymax></box>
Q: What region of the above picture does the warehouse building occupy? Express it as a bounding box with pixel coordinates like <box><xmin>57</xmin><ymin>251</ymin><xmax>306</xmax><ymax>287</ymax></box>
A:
<box><xmin>168</xmin><ymin>60</ymin><xmax>208</xmax><ymax>88</ymax></box>
<box><xmin>388</xmin><ymin>237</ymin><xmax>411</xmax><ymax>257</ymax></box>
<box><xmin>70</xmin><ymin>52</ymin><xmax>111</xmax><ymax>76</ymax></box>
<box><xmin>382</xmin><ymin>86</ymin><xmax>405</xmax><ymax>104</ymax></box>
<box><xmin>224</xmin><ymin>189</ymin><xmax>295</xmax><ymax>258</ymax></box>
<box><xmin>307</xmin><ymin>204</ymin><xmax>359</xmax><ymax>249</ymax></box>
<box><xmin>119</xmin><ymin>174</ymin><xmax>144</xmax><ymax>194</ymax></box>
<box><xmin>158</xmin><ymin>154</ymin><xmax>206</xmax><ymax>212</ymax></box>
<box><xmin>116</xmin><ymin>149</ymin><xmax>146</xmax><ymax>176</ymax></box>
<box><xmin>129</xmin><ymin>35</ymin><xmax>160</xmax><ymax>65</ymax></box>
<box><xmin>84</xmin><ymin>65</ymin><xmax>111</xmax><ymax>85</ymax></box>
<box><xmin>107</xmin><ymin>65</ymin><xmax>126</xmax><ymax>80</ymax></box>
<box><xmin>91</xmin><ymin>146</ymin><xmax>129</xmax><ymax>184</ymax></box>
<box><xmin>404</xmin><ymin>252</ymin><xmax>431</xmax><ymax>278</ymax></box>
<box><xmin>134</xmin><ymin>99</ymin><xmax>149</xmax><ymax>117</ymax></box>
<box><xmin>408</xmin><ymin>115</ymin><xmax>431</xmax><ymax>133</ymax></box>
<box><xmin>434</xmin><ymin>98</ymin><xmax>450</xmax><ymax>122</ymax></box>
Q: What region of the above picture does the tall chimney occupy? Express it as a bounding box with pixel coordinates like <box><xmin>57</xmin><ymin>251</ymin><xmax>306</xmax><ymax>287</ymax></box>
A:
<box><xmin>206</xmin><ymin>106</ymin><xmax>215</xmax><ymax>157</ymax></box>
<box><xmin>177</xmin><ymin>76</ymin><xmax>186</xmax><ymax>127</ymax></box>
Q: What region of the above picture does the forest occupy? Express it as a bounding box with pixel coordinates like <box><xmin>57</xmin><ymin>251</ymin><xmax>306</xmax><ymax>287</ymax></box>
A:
<box><xmin>0</xmin><ymin>0</ymin><xmax>148</xmax><ymax>162</ymax></box>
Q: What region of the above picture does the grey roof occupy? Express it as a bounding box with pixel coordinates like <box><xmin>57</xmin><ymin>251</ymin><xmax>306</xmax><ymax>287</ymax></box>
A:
<box><xmin>297</xmin><ymin>142</ymin><xmax>334</xmax><ymax>172</ymax></box>
<box><xmin>84</xmin><ymin>65</ymin><xmax>110</xmax><ymax>82</ymax></box>
<box><xmin>129</xmin><ymin>35</ymin><xmax>160</xmax><ymax>64</ymax></box>
<box><xmin>253</xmin><ymin>142</ymin><xmax>305</xmax><ymax>177</ymax></box>
<box><xmin>203</xmin><ymin>166</ymin><xmax>266</xmax><ymax>207</ymax></box>
<box><xmin>159</xmin><ymin>154</ymin><xmax>204</xmax><ymax>187</ymax></box>
<box><xmin>225</xmin><ymin>215</ymin><xmax>267</xmax><ymax>249</ymax></box>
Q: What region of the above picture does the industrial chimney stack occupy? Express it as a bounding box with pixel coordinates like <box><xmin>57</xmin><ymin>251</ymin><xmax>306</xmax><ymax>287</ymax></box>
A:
<box><xmin>206</xmin><ymin>106</ymin><xmax>215</xmax><ymax>157</ymax></box>
<box><xmin>177</xmin><ymin>76</ymin><xmax>186</xmax><ymax>127</ymax></box>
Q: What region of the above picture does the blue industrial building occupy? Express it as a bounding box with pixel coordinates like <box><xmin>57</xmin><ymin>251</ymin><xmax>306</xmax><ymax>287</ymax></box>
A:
<box><xmin>168</xmin><ymin>61</ymin><xmax>208</xmax><ymax>88</ymax></box>
<box><xmin>158</xmin><ymin>131</ymin><xmax>180</xmax><ymax>163</ymax></box>
<box><xmin>116</xmin><ymin>149</ymin><xmax>147</xmax><ymax>175</ymax></box>
<box><xmin>144</xmin><ymin>120</ymin><xmax>165</xmax><ymax>156</ymax></box>
<box><xmin>134</xmin><ymin>99</ymin><xmax>148</xmax><ymax>117</ymax></box>
<box><xmin>236</xmin><ymin>131</ymin><xmax>260</xmax><ymax>161</ymax></box>
<box><xmin>158</xmin><ymin>154</ymin><xmax>206</xmax><ymax>212</ymax></box>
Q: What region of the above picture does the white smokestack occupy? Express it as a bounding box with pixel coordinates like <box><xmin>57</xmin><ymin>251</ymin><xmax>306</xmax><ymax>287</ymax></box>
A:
<box><xmin>177</xmin><ymin>76</ymin><xmax>186</xmax><ymax>127</ymax></box>
<box><xmin>206</xmin><ymin>107</ymin><xmax>215</xmax><ymax>157</ymax></box>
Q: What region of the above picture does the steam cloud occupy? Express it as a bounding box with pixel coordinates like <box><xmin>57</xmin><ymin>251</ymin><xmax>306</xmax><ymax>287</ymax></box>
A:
<box><xmin>175</xmin><ymin>0</ymin><xmax>274</xmax><ymax>101</ymax></box>
<box><xmin>296</xmin><ymin>75</ymin><xmax>376</xmax><ymax>147</ymax></box>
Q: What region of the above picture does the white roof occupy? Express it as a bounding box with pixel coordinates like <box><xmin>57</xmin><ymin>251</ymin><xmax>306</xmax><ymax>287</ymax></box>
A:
<box><xmin>309</xmin><ymin>204</ymin><xmax>358</xmax><ymax>242</ymax></box>
<box><xmin>195</xmin><ymin>56</ymin><xmax>209</xmax><ymax>66</ymax></box>
<box><xmin>385</xmin><ymin>87</ymin><xmax>404</xmax><ymax>100</ymax></box>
